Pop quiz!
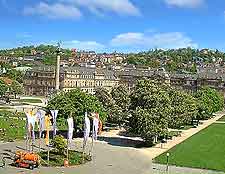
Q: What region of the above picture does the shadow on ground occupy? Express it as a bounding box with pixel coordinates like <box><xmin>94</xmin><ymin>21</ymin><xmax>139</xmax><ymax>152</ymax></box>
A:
<box><xmin>98</xmin><ymin>136</ymin><xmax>144</xmax><ymax>148</ymax></box>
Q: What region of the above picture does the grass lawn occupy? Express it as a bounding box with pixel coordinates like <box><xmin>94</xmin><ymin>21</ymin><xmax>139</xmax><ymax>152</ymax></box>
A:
<box><xmin>0</xmin><ymin>106</ymin><xmax>11</xmax><ymax>110</ymax></box>
<box><xmin>154</xmin><ymin>123</ymin><xmax>225</xmax><ymax>172</ymax></box>
<box><xmin>18</xmin><ymin>99</ymin><xmax>43</xmax><ymax>103</ymax></box>
<box><xmin>0</xmin><ymin>110</ymin><xmax>25</xmax><ymax>117</ymax></box>
<box><xmin>39</xmin><ymin>150</ymin><xmax>90</xmax><ymax>166</ymax></box>
<box><xmin>0</xmin><ymin>117</ymin><xmax>26</xmax><ymax>141</ymax></box>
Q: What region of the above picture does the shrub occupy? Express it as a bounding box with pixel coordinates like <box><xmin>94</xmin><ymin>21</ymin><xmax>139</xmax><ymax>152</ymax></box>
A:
<box><xmin>51</xmin><ymin>135</ymin><xmax>67</xmax><ymax>156</ymax></box>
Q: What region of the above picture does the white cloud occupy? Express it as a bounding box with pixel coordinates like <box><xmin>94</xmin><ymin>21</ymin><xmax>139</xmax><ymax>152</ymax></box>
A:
<box><xmin>165</xmin><ymin>0</ymin><xmax>204</xmax><ymax>8</ymax></box>
<box><xmin>16</xmin><ymin>32</ymin><xmax>32</xmax><ymax>38</ymax></box>
<box><xmin>62</xmin><ymin>0</ymin><xmax>141</xmax><ymax>16</ymax></box>
<box><xmin>23</xmin><ymin>2</ymin><xmax>82</xmax><ymax>19</ymax></box>
<box><xmin>111</xmin><ymin>32</ymin><xmax>198</xmax><ymax>49</ymax></box>
<box><xmin>63</xmin><ymin>40</ymin><xmax>105</xmax><ymax>51</ymax></box>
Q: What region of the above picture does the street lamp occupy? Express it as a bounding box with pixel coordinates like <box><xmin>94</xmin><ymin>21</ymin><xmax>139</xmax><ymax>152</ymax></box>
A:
<box><xmin>166</xmin><ymin>153</ymin><xmax>170</xmax><ymax>172</ymax></box>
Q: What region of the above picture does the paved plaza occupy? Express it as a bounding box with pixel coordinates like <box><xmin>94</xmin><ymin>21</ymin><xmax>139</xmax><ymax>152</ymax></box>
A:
<box><xmin>0</xmin><ymin>99</ymin><xmax>224</xmax><ymax>174</ymax></box>
<box><xmin>0</xmin><ymin>136</ymin><xmax>224</xmax><ymax>174</ymax></box>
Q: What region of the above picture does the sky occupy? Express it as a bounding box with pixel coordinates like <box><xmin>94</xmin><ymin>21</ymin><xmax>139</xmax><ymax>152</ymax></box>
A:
<box><xmin>0</xmin><ymin>0</ymin><xmax>225</xmax><ymax>52</ymax></box>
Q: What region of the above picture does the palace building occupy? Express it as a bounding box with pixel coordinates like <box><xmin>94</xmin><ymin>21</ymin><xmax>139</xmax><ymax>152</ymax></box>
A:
<box><xmin>24</xmin><ymin>65</ymin><xmax>225</xmax><ymax>97</ymax></box>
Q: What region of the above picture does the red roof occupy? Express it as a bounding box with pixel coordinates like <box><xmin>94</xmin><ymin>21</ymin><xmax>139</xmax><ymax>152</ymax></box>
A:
<box><xmin>0</xmin><ymin>77</ymin><xmax>13</xmax><ymax>85</ymax></box>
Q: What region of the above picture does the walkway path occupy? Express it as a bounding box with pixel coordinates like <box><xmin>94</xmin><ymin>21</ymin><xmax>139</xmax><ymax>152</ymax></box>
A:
<box><xmin>101</xmin><ymin>111</ymin><xmax>225</xmax><ymax>159</ymax></box>
<box><xmin>152</xmin><ymin>164</ymin><xmax>224</xmax><ymax>174</ymax></box>
<box><xmin>139</xmin><ymin>111</ymin><xmax>225</xmax><ymax>159</ymax></box>
<box><xmin>215</xmin><ymin>121</ymin><xmax>225</xmax><ymax>124</ymax></box>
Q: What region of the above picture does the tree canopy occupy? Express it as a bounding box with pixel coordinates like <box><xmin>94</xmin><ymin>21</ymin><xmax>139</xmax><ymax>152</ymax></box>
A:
<box><xmin>0</xmin><ymin>79</ymin><xmax>8</xmax><ymax>97</ymax></box>
<box><xmin>195</xmin><ymin>87</ymin><xmax>224</xmax><ymax>120</ymax></box>
<box><xmin>124</xmin><ymin>48</ymin><xmax>225</xmax><ymax>73</ymax></box>
<box><xmin>47</xmin><ymin>89</ymin><xmax>107</xmax><ymax>131</ymax></box>
<box><xmin>10</xmin><ymin>80</ymin><xmax>23</xmax><ymax>98</ymax></box>
<box><xmin>129</xmin><ymin>80</ymin><xmax>172</xmax><ymax>143</ymax></box>
<box><xmin>95</xmin><ymin>85</ymin><xmax>131</xmax><ymax>126</ymax></box>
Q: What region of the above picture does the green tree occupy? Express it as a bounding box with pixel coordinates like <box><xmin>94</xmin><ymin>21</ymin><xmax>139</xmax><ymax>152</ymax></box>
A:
<box><xmin>0</xmin><ymin>80</ymin><xmax>8</xmax><ymax>97</ymax></box>
<box><xmin>110</xmin><ymin>85</ymin><xmax>131</xmax><ymax>126</ymax></box>
<box><xmin>10</xmin><ymin>80</ymin><xmax>23</xmax><ymax>99</ymax></box>
<box><xmin>168</xmin><ymin>89</ymin><xmax>197</xmax><ymax>128</ymax></box>
<box><xmin>195</xmin><ymin>87</ymin><xmax>224</xmax><ymax>120</ymax></box>
<box><xmin>129</xmin><ymin>80</ymin><xmax>172</xmax><ymax>143</ymax></box>
<box><xmin>42</xmin><ymin>56</ymin><xmax>57</xmax><ymax>65</ymax></box>
<box><xmin>47</xmin><ymin>89</ymin><xmax>107</xmax><ymax>131</ymax></box>
<box><xmin>5</xmin><ymin>69</ymin><xmax>24</xmax><ymax>83</ymax></box>
<box><xmin>95</xmin><ymin>86</ymin><xmax>131</xmax><ymax>126</ymax></box>
<box><xmin>95</xmin><ymin>88</ymin><xmax>113</xmax><ymax>108</ymax></box>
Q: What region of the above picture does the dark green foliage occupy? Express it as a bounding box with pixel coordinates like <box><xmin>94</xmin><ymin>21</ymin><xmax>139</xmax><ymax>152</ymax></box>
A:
<box><xmin>0</xmin><ymin>45</ymin><xmax>72</xmax><ymax>59</ymax></box>
<box><xmin>110</xmin><ymin>85</ymin><xmax>131</xmax><ymax>126</ymax></box>
<box><xmin>124</xmin><ymin>48</ymin><xmax>225</xmax><ymax>73</ymax></box>
<box><xmin>5</xmin><ymin>69</ymin><xmax>24</xmax><ymax>83</ymax></box>
<box><xmin>42</xmin><ymin>56</ymin><xmax>56</xmax><ymax>65</ymax></box>
<box><xmin>51</xmin><ymin>135</ymin><xmax>67</xmax><ymax>156</ymax></box>
<box><xmin>195</xmin><ymin>87</ymin><xmax>224</xmax><ymax>120</ymax></box>
<box><xmin>168</xmin><ymin>89</ymin><xmax>197</xmax><ymax>129</ymax></box>
<box><xmin>95</xmin><ymin>86</ymin><xmax>131</xmax><ymax>126</ymax></box>
<box><xmin>129</xmin><ymin>80</ymin><xmax>172</xmax><ymax>143</ymax></box>
<box><xmin>95</xmin><ymin>88</ymin><xmax>113</xmax><ymax>108</ymax></box>
<box><xmin>0</xmin><ymin>79</ymin><xmax>8</xmax><ymax>97</ymax></box>
<box><xmin>95</xmin><ymin>80</ymin><xmax>224</xmax><ymax>145</ymax></box>
<box><xmin>127</xmin><ymin>80</ymin><xmax>223</xmax><ymax>144</ymax></box>
<box><xmin>10</xmin><ymin>80</ymin><xmax>23</xmax><ymax>98</ymax></box>
<box><xmin>47</xmin><ymin>89</ymin><xmax>107</xmax><ymax>131</ymax></box>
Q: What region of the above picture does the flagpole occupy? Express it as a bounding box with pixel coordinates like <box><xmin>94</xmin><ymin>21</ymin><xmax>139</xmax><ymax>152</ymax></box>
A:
<box><xmin>38</xmin><ymin>111</ymin><xmax>41</xmax><ymax>153</ymax></box>
<box><xmin>25</xmin><ymin>112</ymin><xmax>29</xmax><ymax>151</ymax></box>
<box><xmin>83</xmin><ymin>112</ymin><xmax>87</xmax><ymax>163</ymax></box>
<box><xmin>32</xmin><ymin>137</ymin><xmax>34</xmax><ymax>152</ymax></box>
<box><xmin>29</xmin><ymin>133</ymin><xmax>31</xmax><ymax>152</ymax></box>
<box><xmin>39</xmin><ymin>126</ymin><xmax>41</xmax><ymax>153</ymax></box>
<box><xmin>47</xmin><ymin>145</ymin><xmax>50</xmax><ymax>166</ymax></box>
<box><xmin>90</xmin><ymin>116</ymin><xmax>94</xmax><ymax>158</ymax></box>
<box><xmin>67</xmin><ymin>119</ymin><xmax>69</xmax><ymax>162</ymax></box>
<box><xmin>67</xmin><ymin>135</ymin><xmax>69</xmax><ymax>161</ymax></box>
<box><xmin>26</xmin><ymin>126</ymin><xmax>28</xmax><ymax>151</ymax></box>
<box><xmin>82</xmin><ymin>135</ymin><xmax>86</xmax><ymax>163</ymax></box>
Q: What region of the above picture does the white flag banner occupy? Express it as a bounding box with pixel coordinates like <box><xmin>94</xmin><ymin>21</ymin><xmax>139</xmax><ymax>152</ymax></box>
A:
<box><xmin>25</xmin><ymin>112</ymin><xmax>36</xmax><ymax>141</ymax></box>
<box><xmin>36</xmin><ymin>110</ymin><xmax>45</xmax><ymax>138</ymax></box>
<box><xmin>83</xmin><ymin>112</ymin><xmax>90</xmax><ymax>147</ymax></box>
<box><xmin>67</xmin><ymin>117</ymin><xmax>74</xmax><ymax>144</ymax></box>
<box><xmin>93</xmin><ymin>113</ymin><xmax>99</xmax><ymax>141</ymax></box>
<box><xmin>50</xmin><ymin>110</ymin><xmax>59</xmax><ymax>136</ymax></box>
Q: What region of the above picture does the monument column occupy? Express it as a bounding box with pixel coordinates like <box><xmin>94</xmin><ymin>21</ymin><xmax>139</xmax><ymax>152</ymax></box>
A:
<box><xmin>55</xmin><ymin>42</ymin><xmax>61</xmax><ymax>91</ymax></box>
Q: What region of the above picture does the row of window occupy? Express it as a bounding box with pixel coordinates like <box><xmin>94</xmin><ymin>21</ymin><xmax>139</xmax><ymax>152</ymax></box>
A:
<box><xmin>66</xmin><ymin>74</ymin><xmax>115</xmax><ymax>80</ymax></box>
<box><xmin>64</xmin><ymin>88</ymin><xmax>95</xmax><ymax>94</ymax></box>
<box><xmin>65</xmin><ymin>80</ymin><xmax>105</xmax><ymax>87</ymax></box>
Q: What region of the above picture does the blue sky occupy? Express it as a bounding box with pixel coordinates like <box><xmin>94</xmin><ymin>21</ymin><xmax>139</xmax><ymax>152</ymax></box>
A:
<box><xmin>1</xmin><ymin>0</ymin><xmax>225</xmax><ymax>52</ymax></box>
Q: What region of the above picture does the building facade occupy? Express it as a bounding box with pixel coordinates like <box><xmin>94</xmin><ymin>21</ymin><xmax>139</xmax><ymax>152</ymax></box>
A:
<box><xmin>24</xmin><ymin>65</ymin><xmax>225</xmax><ymax>96</ymax></box>
<box><xmin>24</xmin><ymin>66</ymin><xmax>120</xmax><ymax>96</ymax></box>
